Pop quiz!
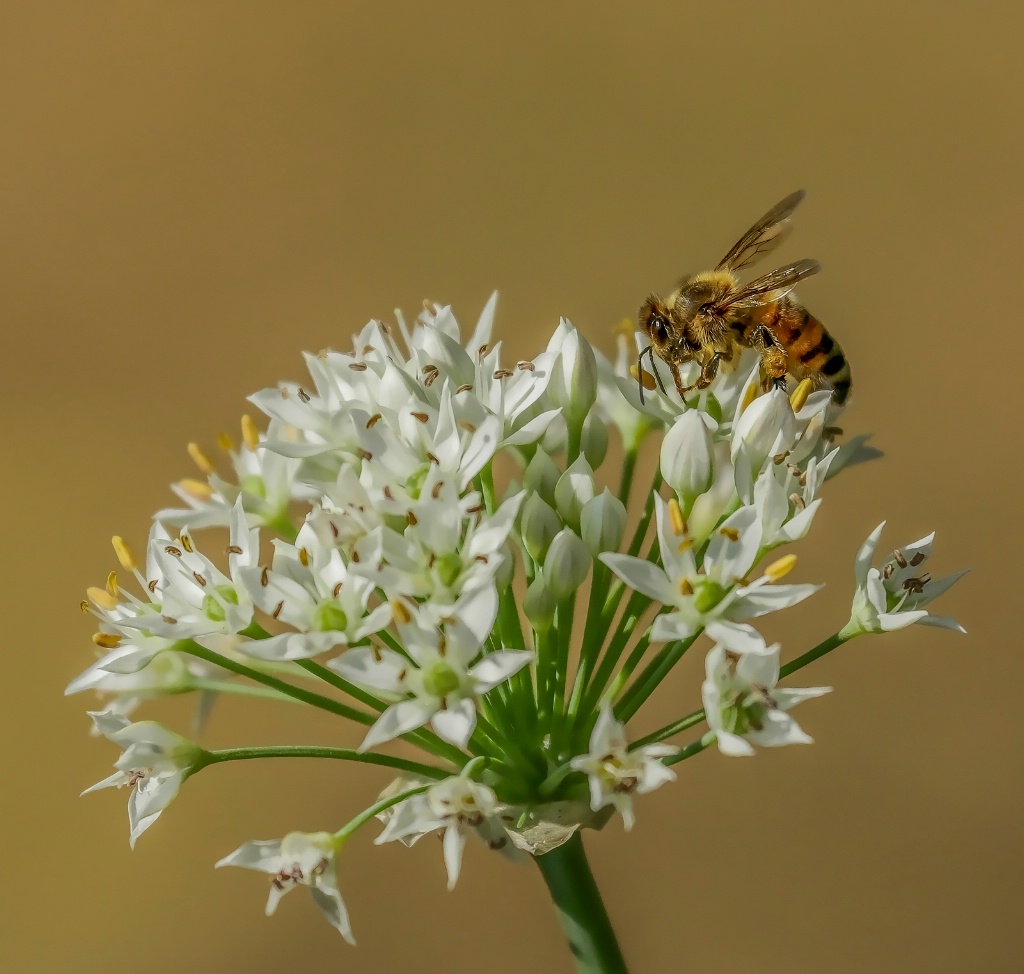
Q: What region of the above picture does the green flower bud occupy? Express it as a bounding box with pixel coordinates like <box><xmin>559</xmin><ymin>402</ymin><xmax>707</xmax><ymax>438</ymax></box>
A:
<box><xmin>581</xmin><ymin>412</ymin><xmax>609</xmax><ymax>469</ymax></box>
<box><xmin>521</xmin><ymin>492</ymin><xmax>562</xmax><ymax>564</ymax></box>
<box><xmin>554</xmin><ymin>454</ymin><xmax>596</xmax><ymax>533</ymax></box>
<box><xmin>544</xmin><ymin>529</ymin><xmax>591</xmax><ymax>599</ymax></box>
<box><xmin>524</xmin><ymin>572</ymin><xmax>557</xmax><ymax>632</ymax></box>
<box><xmin>524</xmin><ymin>450</ymin><xmax>560</xmax><ymax>506</ymax></box>
<box><xmin>580</xmin><ymin>489</ymin><xmax>627</xmax><ymax>555</ymax></box>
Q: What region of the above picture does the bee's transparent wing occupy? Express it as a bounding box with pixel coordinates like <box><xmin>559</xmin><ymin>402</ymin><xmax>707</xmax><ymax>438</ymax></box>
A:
<box><xmin>716</xmin><ymin>190</ymin><xmax>805</xmax><ymax>272</ymax></box>
<box><xmin>721</xmin><ymin>259</ymin><xmax>821</xmax><ymax>310</ymax></box>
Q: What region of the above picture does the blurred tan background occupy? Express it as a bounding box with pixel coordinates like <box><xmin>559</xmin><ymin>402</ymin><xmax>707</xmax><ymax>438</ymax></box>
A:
<box><xmin>2</xmin><ymin>2</ymin><xmax>1020</xmax><ymax>972</ymax></box>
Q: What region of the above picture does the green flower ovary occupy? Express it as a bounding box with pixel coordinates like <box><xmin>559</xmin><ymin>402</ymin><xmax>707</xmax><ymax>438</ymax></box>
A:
<box><xmin>721</xmin><ymin>690</ymin><xmax>769</xmax><ymax>736</ymax></box>
<box><xmin>691</xmin><ymin>578</ymin><xmax>728</xmax><ymax>614</ymax></box>
<box><xmin>406</xmin><ymin>464</ymin><xmax>431</xmax><ymax>500</ymax></box>
<box><xmin>314</xmin><ymin>597</ymin><xmax>349</xmax><ymax>632</ymax></box>
<box><xmin>421</xmin><ymin>659</ymin><xmax>462</xmax><ymax>699</ymax></box>
<box><xmin>239</xmin><ymin>474</ymin><xmax>267</xmax><ymax>499</ymax></box>
<box><xmin>202</xmin><ymin>584</ymin><xmax>240</xmax><ymax>622</ymax></box>
<box><xmin>434</xmin><ymin>553</ymin><xmax>463</xmax><ymax>589</ymax></box>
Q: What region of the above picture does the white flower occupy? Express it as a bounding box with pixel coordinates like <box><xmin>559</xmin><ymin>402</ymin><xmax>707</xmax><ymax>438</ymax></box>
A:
<box><xmin>83</xmin><ymin>711</ymin><xmax>201</xmax><ymax>847</ymax></box>
<box><xmin>569</xmin><ymin>703</ymin><xmax>676</xmax><ymax>830</ymax></box>
<box><xmin>238</xmin><ymin>528</ymin><xmax>391</xmax><ymax>661</ymax></box>
<box><xmin>601</xmin><ymin>496</ymin><xmax>819</xmax><ymax>654</ymax></box>
<box><xmin>545</xmin><ymin>318</ymin><xmax>599</xmax><ymax>429</ymax></box>
<box><xmin>702</xmin><ymin>644</ymin><xmax>830</xmax><ymax>756</ymax></box>
<box><xmin>544</xmin><ymin>528</ymin><xmax>592</xmax><ymax>599</ymax></box>
<box><xmin>375</xmin><ymin>774</ymin><xmax>518</xmax><ymax>889</ymax></box>
<box><xmin>849</xmin><ymin>523</ymin><xmax>967</xmax><ymax>634</ymax></box>
<box><xmin>661</xmin><ymin>410</ymin><xmax>716</xmax><ymax>508</ymax></box>
<box><xmin>329</xmin><ymin>588</ymin><xmax>533</xmax><ymax>750</ymax></box>
<box><xmin>580</xmin><ymin>489</ymin><xmax>627</xmax><ymax>556</ymax></box>
<box><xmin>216</xmin><ymin>831</ymin><xmax>354</xmax><ymax>943</ymax></box>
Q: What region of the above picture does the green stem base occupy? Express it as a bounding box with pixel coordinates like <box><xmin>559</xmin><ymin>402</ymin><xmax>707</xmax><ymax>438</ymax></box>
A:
<box><xmin>535</xmin><ymin>833</ymin><xmax>629</xmax><ymax>974</ymax></box>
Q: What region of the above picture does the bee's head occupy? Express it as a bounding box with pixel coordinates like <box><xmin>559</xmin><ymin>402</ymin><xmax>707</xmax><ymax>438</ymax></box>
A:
<box><xmin>639</xmin><ymin>296</ymin><xmax>696</xmax><ymax>361</ymax></box>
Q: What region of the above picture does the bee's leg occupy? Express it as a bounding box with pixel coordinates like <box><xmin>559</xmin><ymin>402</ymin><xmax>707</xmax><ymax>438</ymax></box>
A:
<box><xmin>749</xmin><ymin>324</ymin><xmax>789</xmax><ymax>393</ymax></box>
<box><xmin>677</xmin><ymin>351</ymin><xmax>729</xmax><ymax>398</ymax></box>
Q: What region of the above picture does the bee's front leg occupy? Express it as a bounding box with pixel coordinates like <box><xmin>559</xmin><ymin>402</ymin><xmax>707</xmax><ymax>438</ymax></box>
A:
<box><xmin>678</xmin><ymin>350</ymin><xmax>730</xmax><ymax>397</ymax></box>
<box><xmin>749</xmin><ymin>324</ymin><xmax>788</xmax><ymax>393</ymax></box>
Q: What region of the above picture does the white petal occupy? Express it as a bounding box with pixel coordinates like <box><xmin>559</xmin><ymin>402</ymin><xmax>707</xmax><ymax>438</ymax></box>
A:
<box><xmin>600</xmin><ymin>553</ymin><xmax>676</xmax><ymax>604</ymax></box>
<box><xmin>359</xmin><ymin>699</ymin><xmax>436</xmax><ymax>751</ymax></box>
<box><xmin>431</xmin><ymin>699</ymin><xmax>477</xmax><ymax>748</ymax></box>
<box><xmin>470</xmin><ymin>650</ymin><xmax>534</xmax><ymax>691</ymax></box>
<box><xmin>715</xmin><ymin>731</ymin><xmax>755</xmax><ymax>757</ymax></box>
<box><xmin>215</xmin><ymin>838</ymin><xmax>283</xmax><ymax>872</ymax></box>
<box><xmin>704</xmin><ymin>620</ymin><xmax>768</xmax><ymax>655</ymax></box>
<box><xmin>442</xmin><ymin>825</ymin><xmax>467</xmax><ymax>890</ymax></box>
<box><xmin>328</xmin><ymin>646</ymin><xmax>407</xmax><ymax>693</ymax></box>
<box><xmin>310</xmin><ymin>878</ymin><xmax>356</xmax><ymax>944</ymax></box>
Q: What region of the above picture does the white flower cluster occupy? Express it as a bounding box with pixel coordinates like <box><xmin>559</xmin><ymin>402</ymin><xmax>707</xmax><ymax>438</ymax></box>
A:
<box><xmin>70</xmin><ymin>296</ymin><xmax>965</xmax><ymax>944</ymax></box>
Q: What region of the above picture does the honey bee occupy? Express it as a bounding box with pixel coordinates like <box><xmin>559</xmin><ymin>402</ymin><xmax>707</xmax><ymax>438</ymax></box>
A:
<box><xmin>637</xmin><ymin>190</ymin><xmax>851</xmax><ymax>405</ymax></box>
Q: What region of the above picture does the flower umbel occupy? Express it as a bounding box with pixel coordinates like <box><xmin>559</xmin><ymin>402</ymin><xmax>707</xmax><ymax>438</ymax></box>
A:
<box><xmin>71</xmin><ymin>294</ymin><xmax>966</xmax><ymax>966</ymax></box>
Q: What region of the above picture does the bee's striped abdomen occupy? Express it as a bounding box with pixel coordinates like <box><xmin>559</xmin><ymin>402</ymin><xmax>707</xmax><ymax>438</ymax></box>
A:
<box><xmin>765</xmin><ymin>300</ymin><xmax>852</xmax><ymax>405</ymax></box>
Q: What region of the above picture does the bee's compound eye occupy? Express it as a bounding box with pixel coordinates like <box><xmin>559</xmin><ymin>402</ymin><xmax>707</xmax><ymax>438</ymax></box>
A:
<box><xmin>650</xmin><ymin>316</ymin><xmax>669</xmax><ymax>344</ymax></box>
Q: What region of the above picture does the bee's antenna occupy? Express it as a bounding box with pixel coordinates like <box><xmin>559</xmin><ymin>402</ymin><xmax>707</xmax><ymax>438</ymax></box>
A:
<box><xmin>637</xmin><ymin>345</ymin><xmax>667</xmax><ymax>405</ymax></box>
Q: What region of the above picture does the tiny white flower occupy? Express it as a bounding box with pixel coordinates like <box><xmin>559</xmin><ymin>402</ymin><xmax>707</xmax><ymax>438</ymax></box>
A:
<box><xmin>83</xmin><ymin>711</ymin><xmax>201</xmax><ymax>847</ymax></box>
<box><xmin>702</xmin><ymin>644</ymin><xmax>830</xmax><ymax>756</ymax></box>
<box><xmin>661</xmin><ymin>410</ymin><xmax>717</xmax><ymax>508</ymax></box>
<box><xmin>580</xmin><ymin>489</ymin><xmax>627</xmax><ymax>556</ymax></box>
<box><xmin>216</xmin><ymin>831</ymin><xmax>354</xmax><ymax>943</ymax></box>
<box><xmin>546</xmin><ymin>318</ymin><xmax>599</xmax><ymax>430</ymax></box>
<box><xmin>849</xmin><ymin>523</ymin><xmax>967</xmax><ymax>634</ymax></box>
<box><xmin>375</xmin><ymin>774</ymin><xmax>518</xmax><ymax>889</ymax></box>
<box><xmin>544</xmin><ymin>528</ymin><xmax>592</xmax><ymax>599</ymax></box>
<box><xmin>569</xmin><ymin>703</ymin><xmax>676</xmax><ymax>830</ymax></box>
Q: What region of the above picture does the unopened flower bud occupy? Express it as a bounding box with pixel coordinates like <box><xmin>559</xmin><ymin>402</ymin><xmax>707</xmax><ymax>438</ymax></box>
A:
<box><xmin>547</xmin><ymin>318</ymin><xmax>598</xmax><ymax>431</ymax></box>
<box><xmin>524</xmin><ymin>449</ymin><xmax>561</xmax><ymax>506</ymax></box>
<box><xmin>493</xmin><ymin>541</ymin><xmax>515</xmax><ymax>590</ymax></box>
<box><xmin>660</xmin><ymin>411</ymin><xmax>716</xmax><ymax>510</ymax></box>
<box><xmin>524</xmin><ymin>572</ymin><xmax>557</xmax><ymax>632</ymax></box>
<box><xmin>544</xmin><ymin>529</ymin><xmax>591</xmax><ymax>599</ymax></box>
<box><xmin>521</xmin><ymin>492</ymin><xmax>562</xmax><ymax>564</ymax></box>
<box><xmin>581</xmin><ymin>412</ymin><xmax>609</xmax><ymax>469</ymax></box>
<box><xmin>554</xmin><ymin>454</ymin><xmax>596</xmax><ymax>532</ymax></box>
<box><xmin>580</xmin><ymin>489</ymin><xmax>627</xmax><ymax>555</ymax></box>
<box><xmin>731</xmin><ymin>389</ymin><xmax>798</xmax><ymax>477</ymax></box>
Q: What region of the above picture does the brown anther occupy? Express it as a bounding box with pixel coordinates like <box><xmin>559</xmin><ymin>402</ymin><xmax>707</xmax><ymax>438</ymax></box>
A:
<box><xmin>789</xmin><ymin>494</ymin><xmax>806</xmax><ymax>512</ymax></box>
<box><xmin>226</xmin><ymin>544</ymin><xmax>243</xmax><ymax>555</ymax></box>
<box><xmin>361</xmin><ymin>344</ymin><xmax>375</xmax><ymax>356</ymax></box>
<box><xmin>772</xmin><ymin>452</ymin><xmax>790</xmax><ymax>465</ymax></box>
<box><xmin>391</xmin><ymin>600</ymin><xmax>411</xmax><ymax>625</ymax></box>
<box><xmin>348</xmin><ymin>362</ymin><xmax>368</xmax><ymax>372</ymax></box>
<box><xmin>366</xmin><ymin>413</ymin><xmax>383</xmax><ymax>428</ymax></box>
<box><xmin>407</xmin><ymin>510</ymin><xmax>418</xmax><ymax>526</ymax></box>
<box><xmin>148</xmin><ymin>579</ymin><xmax>159</xmax><ymax>593</ymax></box>
<box><xmin>297</xmin><ymin>388</ymin><xmax>311</xmax><ymax>403</ymax></box>
<box><xmin>910</xmin><ymin>552</ymin><xmax>926</xmax><ymax>567</ymax></box>
<box><xmin>902</xmin><ymin>574</ymin><xmax>930</xmax><ymax>595</ymax></box>
<box><xmin>466</xmin><ymin>503</ymin><xmax>484</xmax><ymax>515</ymax></box>
<box><xmin>161</xmin><ymin>615</ymin><xmax>178</xmax><ymax>625</ymax></box>
<box><xmin>164</xmin><ymin>545</ymin><xmax>183</xmax><ymax>557</ymax></box>
<box><xmin>516</xmin><ymin>360</ymin><xmax>536</xmax><ymax>372</ymax></box>
<box><xmin>492</xmin><ymin>369</ymin><xmax>513</xmax><ymax>380</ymax></box>
<box><xmin>329</xmin><ymin>521</ymin><xmax>339</xmax><ymax>539</ymax></box>
<box><xmin>260</xmin><ymin>566</ymin><xmax>270</xmax><ymax>587</ymax></box>
<box><xmin>718</xmin><ymin>527</ymin><xmax>740</xmax><ymax>542</ymax></box>
<box><xmin>351</xmin><ymin>550</ymin><xmax>360</xmax><ymax>563</ymax></box>
<box><xmin>679</xmin><ymin>578</ymin><xmax>694</xmax><ymax>596</ymax></box>
<box><xmin>478</xmin><ymin>344</ymin><xmax>490</xmax><ymax>359</ymax></box>
<box><xmin>882</xmin><ymin>563</ymin><xmax>895</xmax><ymax>580</ymax></box>
<box><xmin>92</xmin><ymin>632</ymin><xmax>122</xmax><ymax>649</ymax></box>
<box><xmin>426</xmin><ymin>451</ymin><xmax>440</xmax><ymax>465</ymax></box>
<box><xmin>423</xmin><ymin>367</ymin><xmax>440</xmax><ymax>388</ymax></box>
<box><xmin>371</xmin><ymin>644</ymin><xmax>382</xmax><ymax>662</ymax></box>
<box><xmin>411</xmin><ymin>411</ymin><xmax>430</xmax><ymax>424</ymax></box>
<box><xmin>893</xmin><ymin>550</ymin><xmax>908</xmax><ymax>569</ymax></box>
<box><xmin>456</xmin><ymin>383</ymin><xmax>473</xmax><ymax>394</ymax></box>
<box><xmin>333</xmin><ymin>582</ymin><xmax>343</xmax><ymax>597</ymax></box>
<box><xmin>357</xmin><ymin>448</ymin><xmax>373</xmax><ymax>461</ymax></box>
<box><xmin>438</xmin><ymin>634</ymin><xmax>447</xmax><ymax>657</ymax></box>
<box><xmin>298</xmin><ymin>547</ymin><xmax>310</xmax><ymax>567</ymax></box>
<box><xmin>474</xmin><ymin>554</ymin><xmax>488</xmax><ymax>564</ymax></box>
<box><xmin>383</xmin><ymin>485</ymin><xmax>394</xmax><ymax>500</ymax></box>
<box><xmin>192</xmin><ymin>571</ymin><xmax>207</xmax><ymax>587</ymax></box>
<box><xmin>459</xmin><ymin>421</ymin><xmax>477</xmax><ymax>434</ymax></box>
<box><xmin>432</xmin><ymin>481</ymin><xmax>444</xmax><ymax>499</ymax></box>
<box><xmin>272</xmin><ymin>600</ymin><xmax>285</xmax><ymax>620</ymax></box>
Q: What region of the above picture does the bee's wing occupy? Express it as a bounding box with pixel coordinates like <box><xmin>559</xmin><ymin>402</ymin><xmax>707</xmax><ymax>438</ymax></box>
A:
<box><xmin>716</xmin><ymin>190</ymin><xmax>806</xmax><ymax>272</ymax></box>
<box><xmin>720</xmin><ymin>259</ymin><xmax>821</xmax><ymax>310</ymax></box>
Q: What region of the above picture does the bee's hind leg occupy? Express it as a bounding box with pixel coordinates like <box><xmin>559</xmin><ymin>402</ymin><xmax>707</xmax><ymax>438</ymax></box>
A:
<box><xmin>677</xmin><ymin>351</ymin><xmax>730</xmax><ymax>400</ymax></box>
<box><xmin>749</xmin><ymin>324</ymin><xmax>789</xmax><ymax>394</ymax></box>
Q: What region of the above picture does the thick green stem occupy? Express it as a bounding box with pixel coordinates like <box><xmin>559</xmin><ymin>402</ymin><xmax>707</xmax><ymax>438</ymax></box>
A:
<box><xmin>535</xmin><ymin>833</ymin><xmax>629</xmax><ymax>974</ymax></box>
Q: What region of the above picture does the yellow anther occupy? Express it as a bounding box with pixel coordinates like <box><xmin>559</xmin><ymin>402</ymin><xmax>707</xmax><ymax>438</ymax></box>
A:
<box><xmin>790</xmin><ymin>378</ymin><xmax>814</xmax><ymax>412</ymax></box>
<box><xmin>391</xmin><ymin>599</ymin><xmax>412</xmax><ymax>625</ymax></box>
<box><xmin>677</xmin><ymin>537</ymin><xmax>694</xmax><ymax>554</ymax></box>
<box><xmin>88</xmin><ymin>586</ymin><xmax>119</xmax><ymax>610</ymax></box>
<box><xmin>92</xmin><ymin>632</ymin><xmax>122</xmax><ymax>649</ymax></box>
<box><xmin>187</xmin><ymin>442</ymin><xmax>214</xmax><ymax>474</ymax></box>
<box><xmin>217</xmin><ymin>431</ymin><xmax>234</xmax><ymax>452</ymax></box>
<box><xmin>105</xmin><ymin>571</ymin><xmax>119</xmax><ymax>597</ymax></box>
<box><xmin>80</xmin><ymin>600</ymin><xmax>90</xmax><ymax>613</ymax></box>
<box><xmin>241</xmin><ymin>414</ymin><xmax>260</xmax><ymax>451</ymax></box>
<box><xmin>765</xmin><ymin>553</ymin><xmax>798</xmax><ymax>581</ymax></box>
<box><xmin>177</xmin><ymin>478</ymin><xmax>215</xmax><ymax>500</ymax></box>
<box><xmin>298</xmin><ymin>547</ymin><xmax>310</xmax><ymax>567</ymax></box>
<box><xmin>740</xmin><ymin>381</ymin><xmax>758</xmax><ymax>414</ymax></box>
<box><xmin>615</xmin><ymin>317</ymin><xmax>636</xmax><ymax>337</ymax></box>
<box><xmin>667</xmin><ymin>497</ymin><xmax>687</xmax><ymax>537</ymax></box>
<box><xmin>630</xmin><ymin>363</ymin><xmax>657</xmax><ymax>391</ymax></box>
<box><xmin>180</xmin><ymin>533</ymin><xmax>194</xmax><ymax>554</ymax></box>
<box><xmin>719</xmin><ymin>527</ymin><xmax>740</xmax><ymax>542</ymax></box>
<box><xmin>678</xmin><ymin>578</ymin><xmax>694</xmax><ymax>596</ymax></box>
<box><xmin>111</xmin><ymin>536</ymin><xmax>137</xmax><ymax>571</ymax></box>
